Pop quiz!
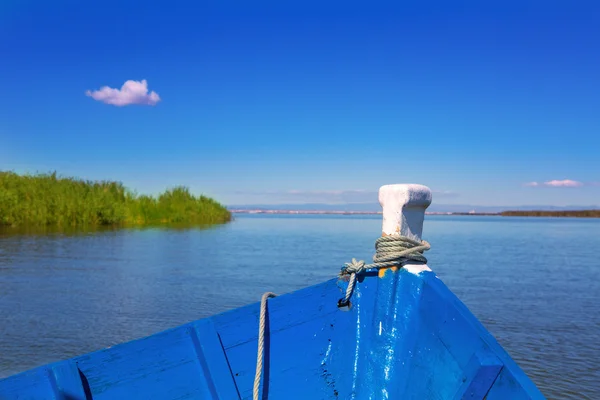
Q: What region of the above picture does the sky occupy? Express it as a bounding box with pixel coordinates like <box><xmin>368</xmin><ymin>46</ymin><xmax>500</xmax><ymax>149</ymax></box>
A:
<box><xmin>1</xmin><ymin>1</ymin><xmax>599</xmax><ymax>207</ymax></box>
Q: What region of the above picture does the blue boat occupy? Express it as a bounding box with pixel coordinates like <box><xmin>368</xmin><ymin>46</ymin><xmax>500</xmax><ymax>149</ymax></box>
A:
<box><xmin>0</xmin><ymin>184</ymin><xmax>546</xmax><ymax>399</ymax></box>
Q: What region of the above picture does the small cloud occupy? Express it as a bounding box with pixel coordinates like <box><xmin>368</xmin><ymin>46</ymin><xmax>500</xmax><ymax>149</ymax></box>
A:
<box><xmin>524</xmin><ymin>179</ymin><xmax>584</xmax><ymax>188</ymax></box>
<box><xmin>86</xmin><ymin>79</ymin><xmax>160</xmax><ymax>106</ymax></box>
<box><xmin>544</xmin><ymin>179</ymin><xmax>583</xmax><ymax>187</ymax></box>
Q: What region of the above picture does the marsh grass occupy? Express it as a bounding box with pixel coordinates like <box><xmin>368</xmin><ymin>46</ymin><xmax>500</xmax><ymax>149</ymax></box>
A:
<box><xmin>0</xmin><ymin>171</ymin><xmax>231</xmax><ymax>227</ymax></box>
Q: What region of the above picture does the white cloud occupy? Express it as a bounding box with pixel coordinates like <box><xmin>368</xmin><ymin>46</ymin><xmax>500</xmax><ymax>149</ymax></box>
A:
<box><xmin>524</xmin><ymin>179</ymin><xmax>584</xmax><ymax>188</ymax></box>
<box><xmin>86</xmin><ymin>79</ymin><xmax>160</xmax><ymax>106</ymax></box>
<box><xmin>544</xmin><ymin>179</ymin><xmax>583</xmax><ymax>187</ymax></box>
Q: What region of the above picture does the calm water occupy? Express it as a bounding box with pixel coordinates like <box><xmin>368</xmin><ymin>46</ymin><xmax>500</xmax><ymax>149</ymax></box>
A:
<box><xmin>1</xmin><ymin>214</ymin><xmax>599</xmax><ymax>399</ymax></box>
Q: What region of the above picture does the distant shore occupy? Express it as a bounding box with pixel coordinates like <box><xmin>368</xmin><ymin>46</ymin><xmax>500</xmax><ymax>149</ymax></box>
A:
<box><xmin>0</xmin><ymin>171</ymin><xmax>231</xmax><ymax>228</ymax></box>
<box><xmin>229</xmin><ymin>210</ymin><xmax>498</xmax><ymax>216</ymax></box>
<box><xmin>230</xmin><ymin>209</ymin><xmax>600</xmax><ymax>218</ymax></box>
<box><xmin>500</xmin><ymin>210</ymin><xmax>600</xmax><ymax>218</ymax></box>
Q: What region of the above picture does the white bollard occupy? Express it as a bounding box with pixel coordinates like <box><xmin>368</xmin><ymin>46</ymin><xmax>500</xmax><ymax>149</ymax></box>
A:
<box><xmin>378</xmin><ymin>184</ymin><xmax>432</xmax><ymax>275</ymax></box>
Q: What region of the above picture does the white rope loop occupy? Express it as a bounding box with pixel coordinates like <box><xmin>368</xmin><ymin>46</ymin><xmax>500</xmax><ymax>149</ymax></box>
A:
<box><xmin>253</xmin><ymin>291</ymin><xmax>277</xmax><ymax>400</ymax></box>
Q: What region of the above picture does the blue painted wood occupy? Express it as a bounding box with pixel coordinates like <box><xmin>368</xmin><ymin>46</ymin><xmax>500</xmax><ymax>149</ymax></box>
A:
<box><xmin>485</xmin><ymin>368</ymin><xmax>540</xmax><ymax>400</ymax></box>
<box><xmin>347</xmin><ymin>269</ymin><xmax>428</xmax><ymax>398</ymax></box>
<box><xmin>452</xmin><ymin>351</ymin><xmax>503</xmax><ymax>399</ymax></box>
<box><xmin>0</xmin><ymin>367</ymin><xmax>64</xmax><ymax>399</ymax></box>
<box><xmin>188</xmin><ymin>319</ymin><xmax>241</xmax><ymax>399</ymax></box>
<box><xmin>420</xmin><ymin>271</ymin><xmax>546</xmax><ymax>399</ymax></box>
<box><xmin>49</xmin><ymin>360</ymin><xmax>90</xmax><ymax>400</ymax></box>
<box><xmin>0</xmin><ymin>269</ymin><xmax>546</xmax><ymax>399</ymax></box>
<box><xmin>212</xmin><ymin>279</ymin><xmax>348</xmax><ymax>399</ymax></box>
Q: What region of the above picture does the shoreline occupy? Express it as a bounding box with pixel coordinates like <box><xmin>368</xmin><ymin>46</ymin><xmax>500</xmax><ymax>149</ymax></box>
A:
<box><xmin>229</xmin><ymin>210</ymin><xmax>498</xmax><ymax>216</ymax></box>
<box><xmin>230</xmin><ymin>209</ymin><xmax>600</xmax><ymax>218</ymax></box>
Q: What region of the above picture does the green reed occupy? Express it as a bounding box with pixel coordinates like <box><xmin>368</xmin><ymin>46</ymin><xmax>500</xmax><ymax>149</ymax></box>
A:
<box><xmin>0</xmin><ymin>171</ymin><xmax>231</xmax><ymax>227</ymax></box>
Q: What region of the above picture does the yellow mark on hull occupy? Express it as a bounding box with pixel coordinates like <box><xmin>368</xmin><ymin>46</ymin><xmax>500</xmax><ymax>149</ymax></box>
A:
<box><xmin>378</xmin><ymin>266</ymin><xmax>399</xmax><ymax>278</ymax></box>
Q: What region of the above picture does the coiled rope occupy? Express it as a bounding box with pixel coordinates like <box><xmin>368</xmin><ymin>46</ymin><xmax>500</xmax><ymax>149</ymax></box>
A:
<box><xmin>338</xmin><ymin>235</ymin><xmax>430</xmax><ymax>307</ymax></box>
<box><xmin>253</xmin><ymin>235</ymin><xmax>429</xmax><ymax>399</ymax></box>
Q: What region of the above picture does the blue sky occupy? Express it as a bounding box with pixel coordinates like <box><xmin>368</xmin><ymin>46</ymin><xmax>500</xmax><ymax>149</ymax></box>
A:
<box><xmin>1</xmin><ymin>1</ymin><xmax>599</xmax><ymax>207</ymax></box>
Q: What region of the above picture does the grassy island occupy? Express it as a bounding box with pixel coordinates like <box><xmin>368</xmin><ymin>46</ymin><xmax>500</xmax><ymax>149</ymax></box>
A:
<box><xmin>0</xmin><ymin>171</ymin><xmax>231</xmax><ymax>227</ymax></box>
<box><xmin>501</xmin><ymin>210</ymin><xmax>600</xmax><ymax>218</ymax></box>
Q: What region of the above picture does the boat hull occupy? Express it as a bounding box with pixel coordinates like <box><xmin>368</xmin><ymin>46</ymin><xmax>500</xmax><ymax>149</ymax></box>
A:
<box><xmin>0</xmin><ymin>268</ymin><xmax>545</xmax><ymax>399</ymax></box>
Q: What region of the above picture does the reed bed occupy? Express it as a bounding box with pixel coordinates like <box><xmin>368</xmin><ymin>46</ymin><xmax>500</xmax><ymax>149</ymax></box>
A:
<box><xmin>0</xmin><ymin>171</ymin><xmax>231</xmax><ymax>227</ymax></box>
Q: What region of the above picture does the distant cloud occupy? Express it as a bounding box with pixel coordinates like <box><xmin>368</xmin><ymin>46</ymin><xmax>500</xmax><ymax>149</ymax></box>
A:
<box><xmin>545</xmin><ymin>179</ymin><xmax>583</xmax><ymax>187</ymax></box>
<box><xmin>524</xmin><ymin>179</ymin><xmax>584</xmax><ymax>188</ymax></box>
<box><xmin>86</xmin><ymin>79</ymin><xmax>160</xmax><ymax>106</ymax></box>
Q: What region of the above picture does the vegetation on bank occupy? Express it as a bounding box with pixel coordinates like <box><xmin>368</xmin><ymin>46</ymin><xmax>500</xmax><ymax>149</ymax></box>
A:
<box><xmin>501</xmin><ymin>210</ymin><xmax>600</xmax><ymax>218</ymax></box>
<box><xmin>0</xmin><ymin>171</ymin><xmax>231</xmax><ymax>227</ymax></box>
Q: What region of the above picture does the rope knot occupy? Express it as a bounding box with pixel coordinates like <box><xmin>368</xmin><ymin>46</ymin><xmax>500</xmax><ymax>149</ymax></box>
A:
<box><xmin>341</xmin><ymin>258</ymin><xmax>366</xmax><ymax>276</ymax></box>
<box><xmin>337</xmin><ymin>235</ymin><xmax>431</xmax><ymax>308</ymax></box>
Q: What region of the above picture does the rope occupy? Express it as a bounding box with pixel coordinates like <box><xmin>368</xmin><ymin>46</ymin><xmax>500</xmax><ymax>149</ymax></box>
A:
<box><xmin>338</xmin><ymin>235</ymin><xmax>430</xmax><ymax>307</ymax></box>
<box><xmin>253</xmin><ymin>291</ymin><xmax>277</xmax><ymax>400</ymax></box>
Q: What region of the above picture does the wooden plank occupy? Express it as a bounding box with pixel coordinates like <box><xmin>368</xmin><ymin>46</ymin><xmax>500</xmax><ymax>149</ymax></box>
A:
<box><xmin>49</xmin><ymin>360</ymin><xmax>91</xmax><ymax>400</ymax></box>
<box><xmin>189</xmin><ymin>319</ymin><xmax>240</xmax><ymax>400</ymax></box>
<box><xmin>420</xmin><ymin>272</ymin><xmax>546</xmax><ymax>399</ymax></box>
<box><xmin>224</xmin><ymin>316</ymin><xmax>343</xmax><ymax>399</ymax></box>
<box><xmin>213</xmin><ymin>279</ymin><xmax>342</xmax><ymax>350</ymax></box>
<box><xmin>419</xmin><ymin>273</ymin><xmax>486</xmax><ymax>368</ymax></box>
<box><xmin>214</xmin><ymin>279</ymin><xmax>351</xmax><ymax>399</ymax></box>
<box><xmin>485</xmin><ymin>368</ymin><xmax>544</xmax><ymax>400</ymax></box>
<box><xmin>0</xmin><ymin>367</ymin><xmax>55</xmax><ymax>399</ymax></box>
<box><xmin>75</xmin><ymin>324</ymin><xmax>231</xmax><ymax>399</ymax></box>
<box><xmin>452</xmin><ymin>351</ymin><xmax>503</xmax><ymax>399</ymax></box>
<box><xmin>400</xmin><ymin>316</ymin><xmax>464</xmax><ymax>400</ymax></box>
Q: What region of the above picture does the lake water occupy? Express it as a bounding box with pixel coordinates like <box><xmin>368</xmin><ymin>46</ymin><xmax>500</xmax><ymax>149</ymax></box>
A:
<box><xmin>1</xmin><ymin>214</ymin><xmax>599</xmax><ymax>399</ymax></box>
